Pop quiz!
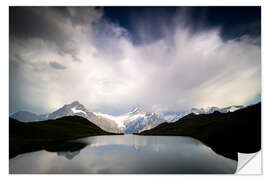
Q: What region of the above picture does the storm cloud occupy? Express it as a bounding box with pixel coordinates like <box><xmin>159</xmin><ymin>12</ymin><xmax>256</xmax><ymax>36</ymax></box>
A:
<box><xmin>9</xmin><ymin>7</ymin><xmax>261</xmax><ymax>114</ymax></box>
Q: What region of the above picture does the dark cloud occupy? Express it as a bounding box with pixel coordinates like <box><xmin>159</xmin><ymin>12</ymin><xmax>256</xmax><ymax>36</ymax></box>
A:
<box><xmin>9</xmin><ymin>7</ymin><xmax>83</xmax><ymax>62</ymax></box>
<box><xmin>10</xmin><ymin>7</ymin><xmax>68</xmax><ymax>46</ymax></box>
<box><xmin>49</xmin><ymin>61</ymin><xmax>67</xmax><ymax>70</ymax></box>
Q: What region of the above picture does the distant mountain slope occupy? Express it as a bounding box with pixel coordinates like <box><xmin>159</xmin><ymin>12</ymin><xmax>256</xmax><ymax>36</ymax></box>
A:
<box><xmin>94</xmin><ymin>106</ymin><xmax>166</xmax><ymax>133</ymax></box>
<box><xmin>139</xmin><ymin>103</ymin><xmax>261</xmax><ymax>160</ymax></box>
<box><xmin>47</xmin><ymin>101</ymin><xmax>89</xmax><ymax>120</ymax></box>
<box><xmin>10</xmin><ymin>111</ymin><xmax>47</xmax><ymax>122</ymax></box>
<box><xmin>9</xmin><ymin>116</ymin><xmax>119</xmax><ymax>158</ymax></box>
<box><xmin>125</xmin><ymin>112</ymin><xmax>166</xmax><ymax>134</ymax></box>
<box><xmin>162</xmin><ymin>105</ymin><xmax>245</xmax><ymax>123</ymax></box>
<box><xmin>11</xmin><ymin>101</ymin><xmax>121</xmax><ymax>133</ymax></box>
<box><xmin>47</xmin><ymin>101</ymin><xmax>121</xmax><ymax>133</ymax></box>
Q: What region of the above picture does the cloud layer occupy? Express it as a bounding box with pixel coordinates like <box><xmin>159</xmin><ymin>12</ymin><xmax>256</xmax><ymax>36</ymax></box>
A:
<box><xmin>9</xmin><ymin>7</ymin><xmax>261</xmax><ymax>114</ymax></box>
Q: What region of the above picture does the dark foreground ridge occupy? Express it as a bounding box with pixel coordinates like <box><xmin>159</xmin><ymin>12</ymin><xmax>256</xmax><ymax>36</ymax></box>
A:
<box><xmin>138</xmin><ymin>103</ymin><xmax>261</xmax><ymax>160</ymax></box>
<box><xmin>9</xmin><ymin>115</ymin><xmax>122</xmax><ymax>158</ymax></box>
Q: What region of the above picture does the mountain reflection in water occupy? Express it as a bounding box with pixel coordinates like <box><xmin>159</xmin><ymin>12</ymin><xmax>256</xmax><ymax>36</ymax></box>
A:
<box><xmin>57</xmin><ymin>151</ymin><xmax>81</xmax><ymax>160</ymax></box>
<box><xmin>10</xmin><ymin>135</ymin><xmax>237</xmax><ymax>174</ymax></box>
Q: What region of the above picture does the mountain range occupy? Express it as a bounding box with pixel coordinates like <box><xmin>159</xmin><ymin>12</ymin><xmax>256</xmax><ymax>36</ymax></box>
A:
<box><xmin>10</xmin><ymin>101</ymin><xmax>245</xmax><ymax>133</ymax></box>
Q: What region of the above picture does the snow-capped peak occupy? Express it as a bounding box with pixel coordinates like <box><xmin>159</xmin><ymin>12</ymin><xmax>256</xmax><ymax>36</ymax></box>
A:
<box><xmin>71</xmin><ymin>107</ymin><xmax>86</xmax><ymax>115</ymax></box>
<box><xmin>129</xmin><ymin>106</ymin><xmax>145</xmax><ymax>115</ymax></box>
<box><xmin>228</xmin><ymin>106</ymin><xmax>239</xmax><ymax>112</ymax></box>
<box><xmin>92</xmin><ymin>112</ymin><xmax>128</xmax><ymax>128</ymax></box>
<box><xmin>220</xmin><ymin>105</ymin><xmax>245</xmax><ymax>113</ymax></box>
<box><xmin>70</xmin><ymin>100</ymin><xmax>80</xmax><ymax>106</ymax></box>
<box><xmin>47</xmin><ymin>101</ymin><xmax>88</xmax><ymax>119</ymax></box>
<box><xmin>68</xmin><ymin>101</ymin><xmax>86</xmax><ymax>110</ymax></box>
<box><xmin>92</xmin><ymin>106</ymin><xmax>147</xmax><ymax>130</ymax></box>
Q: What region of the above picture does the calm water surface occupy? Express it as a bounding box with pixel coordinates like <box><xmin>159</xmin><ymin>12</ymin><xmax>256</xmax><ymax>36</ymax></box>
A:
<box><xmin>9</xmin><ymin>135</ymin><xmax>237</xmax><ymax>174</ymax></box>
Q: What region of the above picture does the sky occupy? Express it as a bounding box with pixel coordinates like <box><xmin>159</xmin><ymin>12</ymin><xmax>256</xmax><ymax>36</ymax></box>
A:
<box><xmin>9</xmin><ymin>7</ymin><xmax>261</xmax><ymax>115</ymax></box>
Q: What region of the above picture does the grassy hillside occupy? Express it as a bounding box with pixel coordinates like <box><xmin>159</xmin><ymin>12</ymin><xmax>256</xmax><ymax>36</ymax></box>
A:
<box><xmin>139</xmin><ymin>103</ymin><xmax>261</xmax><ymax>160</ymax></box>
<box><xmin>9</xmin><ymin>115</ymin><xmax>121</xmax><ymax>158</ymax></box>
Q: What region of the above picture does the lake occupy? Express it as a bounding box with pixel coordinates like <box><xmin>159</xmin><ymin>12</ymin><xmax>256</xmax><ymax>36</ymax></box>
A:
<box><xmin>9</xmin><ymin>135</ymin><xmax>237</xmax><ymax>174</ymax></box>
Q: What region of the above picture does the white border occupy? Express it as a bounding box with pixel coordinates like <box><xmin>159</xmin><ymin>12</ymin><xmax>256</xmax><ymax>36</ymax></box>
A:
<box><xmin>2</xmin><ymin>0</ymin><xmax>268</xmax><ymax>179</ymax></box>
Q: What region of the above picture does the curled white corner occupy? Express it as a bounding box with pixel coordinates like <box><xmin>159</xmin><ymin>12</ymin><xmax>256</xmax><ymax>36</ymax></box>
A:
<box><xmin>236</xmin><ymin>151</ymin><xmax>261</xmax><ymax>174</ymax></box>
